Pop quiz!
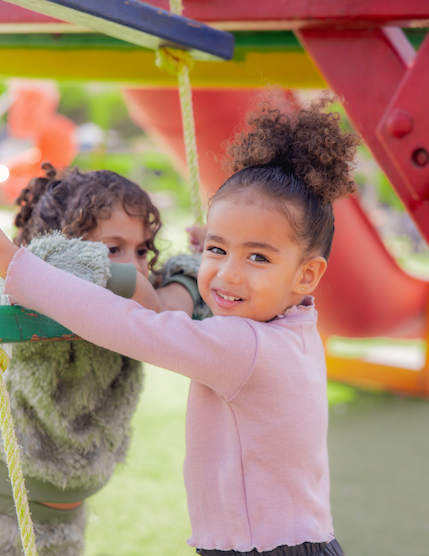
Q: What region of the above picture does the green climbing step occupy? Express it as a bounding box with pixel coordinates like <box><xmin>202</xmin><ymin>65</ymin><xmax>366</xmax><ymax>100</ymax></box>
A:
<box><xmin>0</xmin><ymin>305</ymin><xmax>78</xmax><ymax>343</ymax></box>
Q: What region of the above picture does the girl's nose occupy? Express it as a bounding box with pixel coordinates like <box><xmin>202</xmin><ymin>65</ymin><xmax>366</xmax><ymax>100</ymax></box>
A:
<box><xmin>119</xmin><ymin>250</ymin><xmax>149</xmax><ymax>278</ymax></box>
<box><xmin>217</xmin><ymin>258</ymin><xmax>242</xmax><ymax>285</ymax></box>
<box><xmin>117</xmin><ymin>251</ymin><xmax>140</xmax><ymax>269</ymax></box>
<box><xmin>118</xmin><ymin>251</ymin><xmax>135</xmax><ymax>265</ymax></box>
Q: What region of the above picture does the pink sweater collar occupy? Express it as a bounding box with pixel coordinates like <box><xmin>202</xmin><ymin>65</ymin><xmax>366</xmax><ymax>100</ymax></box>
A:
<box><xmin>274</xmin><ymin>296</ymin><xmax>316</xmax><ymax>320</ymax></box>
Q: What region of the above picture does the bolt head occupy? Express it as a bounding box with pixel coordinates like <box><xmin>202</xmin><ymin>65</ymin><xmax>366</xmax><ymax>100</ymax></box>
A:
<box><xmin>386</xmin><ymin>110</ymin><xmax>413</xmax><ymax>139</ymax></box>
<box><xmin>412</xmin><ymin>148</ymin><xmax>429</xmax><ymax>167</ymax></box>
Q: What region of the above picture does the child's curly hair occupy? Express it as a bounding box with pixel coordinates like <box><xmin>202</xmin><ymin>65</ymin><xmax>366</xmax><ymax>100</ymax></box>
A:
<box><xmin>14</xmin><ymin>162</ymin><xmax>162</xmax><ymax>273</ymax></box>
<box><xmin>214</xmin><ymin>92</ymin><xmax>360</xmax><ymax>260</ymax></box>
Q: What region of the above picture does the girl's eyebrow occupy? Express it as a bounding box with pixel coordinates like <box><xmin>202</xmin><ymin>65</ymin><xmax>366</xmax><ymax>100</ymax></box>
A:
<box><xmin>205</xmin><ymin>234</ymin><xmax>225</xmax><ymax>244</ymax></box>
<box><xmin>206</xmin><ymin>235</ymin><xmax>279</xmax><ymax>252</ymax></box>
<box><xmin>244</xmin><ymin>242</ymin><xmax>280</xmax><ymax>252</ymax></box>
<box><xmin>100</xmin><ymin>235</ymin><xmax>150</xmax><ymax>244</ymax></box>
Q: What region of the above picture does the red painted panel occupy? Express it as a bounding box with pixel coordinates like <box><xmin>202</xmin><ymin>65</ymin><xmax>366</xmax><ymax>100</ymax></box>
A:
<box><xmin>136</xmin><ymin>1</ymin><xmax>429</xmax><ymax>24</ymax></box>
<box><xmin>0</xmin><ymin>0</ymin><xmax>429</xmax><ymax>25</ymax></box>
<box><xmin>0</xmin><ymin>2</ymin><xmax>62</xmax><ymax>22</ymax></box>
<box><xmin>377</xmin><ymin>33</ymin><xmax>429</xmax><ymax>201</ymax></box>
<box><xmin>297</xmin><ymin>27</ymin><xmax>429</xmax><ymax>242</ymax></box>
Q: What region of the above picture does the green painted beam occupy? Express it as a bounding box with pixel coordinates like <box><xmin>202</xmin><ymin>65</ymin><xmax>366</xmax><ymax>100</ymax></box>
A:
<box><xmin>0</xmin><ymin>305</ymin><xmax>78</xmax><ymax>343</ymax></box>
<box><xmin>0</xmin><ymin>30</ymin><xmax>302</xmax><ymax>53</ymax></box>
<box><xmin>0</xmin><ymin>29</ymin><xmax>424</xmax><ymax>55</ymax></box>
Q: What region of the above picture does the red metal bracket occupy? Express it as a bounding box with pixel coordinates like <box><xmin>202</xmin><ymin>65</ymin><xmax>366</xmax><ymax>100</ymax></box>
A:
<box><xmin>376</xmin><ymin>32</ymin><xmax>429</xmax><ymax>202</ymax></box>
<box><xmin>297</xmin><ymin>26</ymin><xmax>429</xmax><ymax>243</ymax></box>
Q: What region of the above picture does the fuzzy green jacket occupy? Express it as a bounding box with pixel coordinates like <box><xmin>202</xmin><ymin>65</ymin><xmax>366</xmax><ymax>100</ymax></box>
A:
<box><xmin>0</xmin><ymin>234</ymin><xmax>209</xmax><ymax>506</ymax></box>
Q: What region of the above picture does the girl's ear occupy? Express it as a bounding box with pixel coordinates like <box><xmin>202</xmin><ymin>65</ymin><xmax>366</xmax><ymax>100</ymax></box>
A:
<box><xmin>293</xmin><ymin>256</ymin><xmax>327</xmax><ymax>296</ymax></box>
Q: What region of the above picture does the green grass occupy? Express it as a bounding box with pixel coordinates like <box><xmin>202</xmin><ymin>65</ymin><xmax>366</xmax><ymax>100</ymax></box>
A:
<box><xmin>85</xmin><ymin>365</ymin><xmax>194</xmax><ymax>556</ymax></box>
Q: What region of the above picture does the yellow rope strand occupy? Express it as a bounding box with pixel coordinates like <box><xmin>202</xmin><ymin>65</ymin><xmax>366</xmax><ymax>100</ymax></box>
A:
<box><xmin>0</xmin><ymin>347</ymin><xmax>38</xmax><ymax>556</ymax></box>
<box><xmin>155</xmin><ymin>0</ymin><xmax>205</xmax><ymax>225</ymax></box>
<box><xmin>169</xmin><ymin>0</ymin><xmax>182</xmax><ymax>16</ymax></box>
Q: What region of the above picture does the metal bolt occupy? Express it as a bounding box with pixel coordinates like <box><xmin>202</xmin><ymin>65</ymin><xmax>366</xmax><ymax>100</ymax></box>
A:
<box><xmin>412</xmin><ymin>148</ymin><xmax>429</xmax><ymax>167</ymax></box>
<box><xmin>385</xmin><ymin>110</ymin><xmax>413</xmax><ymax>139</ymax></box>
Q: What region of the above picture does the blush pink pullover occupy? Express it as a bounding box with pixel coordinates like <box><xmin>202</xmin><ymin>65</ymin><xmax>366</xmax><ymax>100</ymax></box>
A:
<box><xmin>5</xmin><ymin>249</ymin><xmax>335</xmax><ymax>552</ymax></box>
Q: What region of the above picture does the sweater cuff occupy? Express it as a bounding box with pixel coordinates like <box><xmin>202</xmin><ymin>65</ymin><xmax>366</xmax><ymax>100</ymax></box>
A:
<box><xmin>106</xmin><ymin>263</ymin><xmax>137</xmax><ymax>299</ymax></box>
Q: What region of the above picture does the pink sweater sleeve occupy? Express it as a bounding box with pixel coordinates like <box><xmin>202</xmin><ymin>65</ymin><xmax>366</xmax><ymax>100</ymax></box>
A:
<box><xmin>4</xmin><ymin>249</ymin><xmax>256</xmax><ymax>399</ymax></box>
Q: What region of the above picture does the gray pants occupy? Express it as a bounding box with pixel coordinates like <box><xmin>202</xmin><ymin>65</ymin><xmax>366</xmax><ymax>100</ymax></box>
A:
<box><xmin>196</xmin><ymin>539</ymin><xmax>345</xmax><ymax>556</ymax></box>
<box><xmin>0</xmin><ymin>494</ymin><xmax>86</xmax><ymax>556</ymax></box>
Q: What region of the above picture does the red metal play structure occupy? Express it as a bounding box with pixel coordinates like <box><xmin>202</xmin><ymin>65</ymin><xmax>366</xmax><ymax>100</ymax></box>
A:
<box><xmin>122</xmin><ymin>8</ymin><xmax>429</xmax><ymax>395</ymax></box>
<box><xmin>0</xmin><ymin>1</ymin><xmax>429</xmax><ymax>394</ymax></box>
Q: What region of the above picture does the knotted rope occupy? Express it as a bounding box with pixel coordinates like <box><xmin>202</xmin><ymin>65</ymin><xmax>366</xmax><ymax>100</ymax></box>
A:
<box><xmin>0</xmin><ymin>347</ymin><xmax>38</xmax><ymax>556</ymax></box>
<box><xmin>155</xmin><ymin>0</ymin><xmax>204</xmax><ymax>225</ymax></box>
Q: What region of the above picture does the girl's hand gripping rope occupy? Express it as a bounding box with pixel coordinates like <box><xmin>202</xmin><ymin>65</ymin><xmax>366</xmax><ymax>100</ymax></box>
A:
<box><xmin>186</xmin><ymin>224</ymin><xmax>207</xmax><ymax>254</ymax></box>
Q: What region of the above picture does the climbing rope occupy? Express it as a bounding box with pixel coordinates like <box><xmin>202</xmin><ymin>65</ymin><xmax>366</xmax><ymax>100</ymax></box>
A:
<box><xmin>155</xmin><ymin>0</ymin><xmax>205</xmax><ymax>225</ymax></box>
<box><xmin>0</xmin><ymin>347</ymin><xmax>38</xmax><ymax>556</ymax></box>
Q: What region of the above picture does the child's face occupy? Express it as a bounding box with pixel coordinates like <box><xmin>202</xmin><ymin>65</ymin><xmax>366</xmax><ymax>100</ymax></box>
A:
<box><xmin>86</xmin><ymin>205</ymin><xmax>151</xmax><ymax>277</ymax></box>
<box><xmin>198</xmin><ymin>196</ymin><xmax>323</xmax><ymax>322</ymax></box>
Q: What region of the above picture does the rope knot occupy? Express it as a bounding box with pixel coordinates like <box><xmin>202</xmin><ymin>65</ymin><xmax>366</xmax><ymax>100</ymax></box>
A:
<box><xmin>155</xmin><ymin>47</ymin><xmax>194</xmax><ymax>76</ymax></box>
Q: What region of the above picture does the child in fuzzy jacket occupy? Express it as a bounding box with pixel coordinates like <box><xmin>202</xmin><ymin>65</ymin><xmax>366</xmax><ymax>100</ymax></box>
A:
<box><xmin>0</xmin><ymin>164</ymin><xmax>210</xmax><ymax>556</ymax></box>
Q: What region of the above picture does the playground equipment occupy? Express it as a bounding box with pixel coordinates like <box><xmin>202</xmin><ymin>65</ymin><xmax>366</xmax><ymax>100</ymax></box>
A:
<box><xmin>0</xmin><ymin>1</ymin><xmax>428</xmax><ymax>553</ymax></box>
<box><xmin>0</xmin><ymin>4</ymin><xmax>428</xmax><ymax>390</ymax></box>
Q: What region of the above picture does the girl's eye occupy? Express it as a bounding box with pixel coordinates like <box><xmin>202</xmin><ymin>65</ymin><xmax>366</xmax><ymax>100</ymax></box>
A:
<box><xmin>108</xmin><ymin>246</ymin><xmax>119</xmax><ymax>255</ymax></box>
<box><xmin>207</xmin><ymin>246</ymin><xmax>226</xmax><ymax>255</ymax></box>
<box><xmin>137</xmin><ymin>248</ymin><xmax>148</xmax><ymax>258</ymax></box>
<box><xmin>249</xmin><ymin>253</ymin><xmax>269</xmax><ymax>263</ymax></box>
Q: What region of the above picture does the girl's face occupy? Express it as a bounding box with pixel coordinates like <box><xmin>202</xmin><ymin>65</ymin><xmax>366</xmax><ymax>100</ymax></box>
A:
<box><xmin>198</xmin><ymin>195</ymin><xmax>326</xmax><ymax>322</ymax></box>
<box><xmin>86</xmin><ymin>205</ymin><xmax>151</xmax><ymax>277</ymax></box>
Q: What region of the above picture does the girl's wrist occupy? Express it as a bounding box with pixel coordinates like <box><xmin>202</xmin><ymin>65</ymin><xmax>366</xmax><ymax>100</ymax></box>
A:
<box><xmin>131</xmin><ymin>271</ymin><xmax>161</xmax><ymax>313</ymax></box>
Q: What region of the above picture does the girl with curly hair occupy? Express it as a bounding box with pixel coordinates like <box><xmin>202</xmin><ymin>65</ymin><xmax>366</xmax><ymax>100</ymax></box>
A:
<box><xmin>0</xmin><ymin>92</ymin><xmax>359</xmax><ymax>556</ymax></box>
<box><xmin>0</xmin><ymin>164</ymin><xmax>208</xmax><ymax>556</ymax></box>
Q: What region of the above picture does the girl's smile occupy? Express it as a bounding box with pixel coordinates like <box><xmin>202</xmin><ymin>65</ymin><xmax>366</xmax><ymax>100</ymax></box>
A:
<box><xmin>212</xmin><ymin>288</ymin><xmax>243</xmax><ymax>307</ymax></box>
<box><xmin>198</xmin><ymin>195</ymin><xmax>325</xmax><ymax>322</ymax></box>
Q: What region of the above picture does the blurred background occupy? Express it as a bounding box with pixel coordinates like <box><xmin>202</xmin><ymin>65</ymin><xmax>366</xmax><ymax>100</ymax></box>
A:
<box><xmin>2</xmin><ymin>80</ymin><xmax>428</xmax><ymax>268</ymax></box>
<box><xmin>0</xmin><ymin>80</ymin><xmax>197</xmax><ymax>261</ymax></box>
<box><xmin>0</xmin><ymin>78</ymin><xmax>428</xmax><ymax>556</ymax></box>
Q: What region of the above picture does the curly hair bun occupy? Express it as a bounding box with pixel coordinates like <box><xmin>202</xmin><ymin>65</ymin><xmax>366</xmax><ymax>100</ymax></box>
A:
<box><xmin>225</xmin><ymin>92</ymin><xmax>360</xmax><ymax>203</ymax></box>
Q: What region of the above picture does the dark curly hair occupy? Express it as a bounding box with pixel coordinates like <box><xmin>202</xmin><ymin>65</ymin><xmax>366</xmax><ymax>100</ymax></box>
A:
<box><xmin>213</xmin><ymin>92</ymin><xmax>360</xmax><ymax>260</ymax></box>
<box><xmin>14</xmin><ymin>162</ymin><xmax>162</xmax><ymax>273</ymax></box>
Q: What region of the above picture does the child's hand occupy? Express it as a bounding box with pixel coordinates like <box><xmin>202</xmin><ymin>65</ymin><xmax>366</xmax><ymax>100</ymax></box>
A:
<box><xmin>0</xmin><ymin>229</ymin><xmax>18</xmax><ymax>279</ymax></box>
<box><xmin>186</xmin><ymin>225</ymin><xmax>207</xmax><ymax>254</ymax></box>
<box><xmin>157</xmin><ymin>283</ymin><xmax>194</xmax><ymax>317</ymax></box>
<box><xmin>132</xmin><ymin>270</ymin><xmax>161</xmax><ymax>313</ymax></box>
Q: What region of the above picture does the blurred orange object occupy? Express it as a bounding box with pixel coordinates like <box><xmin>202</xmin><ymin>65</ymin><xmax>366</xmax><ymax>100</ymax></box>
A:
<box><xmin>0</xmin><ymin>81</ymin><xmax>77</xmax><ymax>204</ymax></box>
